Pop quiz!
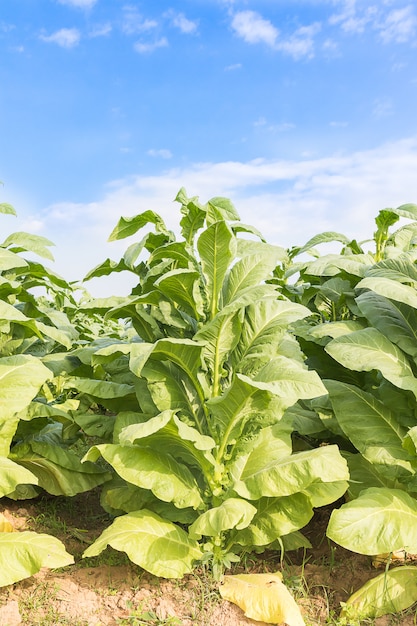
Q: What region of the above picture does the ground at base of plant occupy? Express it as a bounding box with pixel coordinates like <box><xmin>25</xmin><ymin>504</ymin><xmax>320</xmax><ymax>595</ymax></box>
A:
<box><xmin>1</xmin><ymin>492</ymin><xmax>416</xmax><ymax>626</ymax></box>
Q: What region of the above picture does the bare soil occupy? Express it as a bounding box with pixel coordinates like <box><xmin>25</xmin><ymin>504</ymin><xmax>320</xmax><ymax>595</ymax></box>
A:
<box><xmin>0</xmin><ymin>492</ymin><xmax>416</xmax><ymax>626</ymax></box>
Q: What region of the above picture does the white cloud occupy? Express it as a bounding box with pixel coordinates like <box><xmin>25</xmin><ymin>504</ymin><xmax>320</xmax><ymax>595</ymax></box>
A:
<box><xmin>277</xmin><ymin>23</ymin><xmax>321</xmax><ymax>59</ymax></box>
<box><xmin>378</xmin><ymin>5</ymin><xmax>417</xmax><ymax>43</ymax></box>
<box><xmin>230</xmin><ymin>10</ymin><xmax>320</xmax><ymax>59</ymax></box>
<box><xmin>165</xmin><ymin>11</ymin><xmax>198</xmax><ymax>34</ymax></box>
<box><xmin>57</xmin><ymin>0</ymin><xmax>97</xmax><ymax>8</ymax></box>
<box><xmin>40</xmin><ymin>28</ymin><xmax>80</xmax><ymax>48</ymax></box>
<box><xmin>89</xmin><ymin>23</ymin><xmax>112</xmax><ymax>37</ymax></box>
<box><xmin>148</xmin><ymin>149</ymin><xmax>173</xmax><ymax>159</ymax></box>
<box><xmin>224</xmin><ymin>63</ymin><xmax>242</xmax><ymax>71</ymax></box>
<box><xmin>231</xmin><ymin>10</ymin><xmax>278</xmax><ymax>47</ymax></box>
<box><xmin>39</xmin><ymin>136</ymin><xmax>417</xmax><ymax>296</ymax></box>
<box><xmin>134</xmin><ymin>37</ymin><xmax>168</xmax><ymax>53</ymax></box>
<box><xmin>122</xmin><ymin>7</ymin><xmax>158</xmax><ymax>35</ymax></box>
<box><xmin>372</xmin><ymin>97</ymin><xmax>394</xmax><ymax>118</ymax></box>
<box><xmin>329</xmin><ymin>1</ymin><xmax>378</xmax><ymax>34</ymax></box>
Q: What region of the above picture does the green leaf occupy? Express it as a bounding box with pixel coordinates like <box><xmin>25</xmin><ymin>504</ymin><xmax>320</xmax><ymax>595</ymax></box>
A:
<box><xmin>0</xmin><ymin>202</ymin><xmax>17</xmax><ymax>216</ymax></box>
<box><xmin>390</xmin><ymin>203</ymin><xmax>417</xmax><ymax>221</ymax></box>
<box><xmin>197</xmin><ymin>221</ymin><xmax>236</xmax><ymax>318</ymax></box>
<box><xmin>235</xmin><ymin>444</ymin><xmax>349</xmax><ymax>500</ymax></box>
<box><xmin>327</xmin><ymin>487</ymin><xmax>417</xmax><ymax>555</ymax></box>
<box><xmin>189</xmin><ymin>498</ymin><xmax>257</xmax><ymax>539</ymax></box>
<box><xmin>232</xmin><ymin>299</ymin><xmax>311</xmax><ymax>374</ymax></box>
<box><xmin>0</xmin><ymin>248</ymin><xmax>28</xmax><ymax>270</ymax></box>
<box><xmin>356</xmin><ymin>291</ymin><xmax>417</xmax><ymax>358</ymax></box>
<box><xmin>64</xmin><ymin>377</ymin><xmax>134</xmax><ymax>399</ymax></box>
<box><xmin>236</xmin><ymin>493</ymin><xmax>313</xmax><ymax>547</ymax></box>
<box><xmin>325</xmin><ymin>328</ymin><xmax>417</xmax><ymax>398</ymax></box>
<box><xmin>222</xmin><ymin>253</ymin><xmax>281</xmax><ymax>306</ymax></box>
<box><xmin>0</xmin><ymin>457</ymin><xmax>38</xmax><ymax>498</ymax></box>
<box><xmin>0</xmin><ymin>531</ymin><xmax>74</xmax><ymax>586</ymax></box>
<box><xmin>341</xmin><ymin>566</ymin><xmax>417</xmax><ymax>620</ymax></box>
<box><xmin>0</xmin><ymin>355</ymin><xmax>52</xmax><ymax>454</ymax></box>
<box><xmin>206</xmin><ymin>196</ymin><xmax>240</xmax><ymax>223</ymax></box>
<box><xmin>357</xmin><ymin>276</ymin><xmax>417</xmax><ymax>309</ymax></box>
<box><xmin>83</xmin><ymin>258</ymin><xmax>132</xmax><ymax>281</ymax></box>
<box><xmin>1</xmin><ymin>232</ymin><xmax>55</xmax><ymax>261</ymax></box>
<box><xmin>84</xmin><ymin>444</ymin><xmax>203</xmax><ymax>509</ymax></box>
<box><xmin>297</xmin><ymin>231</ymin><xmax>351</xmax><ymax>255</ymax></box>
<box><xmin>219</xmin><ymin>572</ymin><xmax>305</xmax><ymax>626</ymax></box>
<box><xmin>11</xmin><ymin>441</ymin><xmax>112</xmax><ymax>496</ymax></box>
<box><xmin>108</xmin><ymin>210</ymin><xmax>169</xmax><ymax>241</ymax></box>
<box><xmin>155</xmin><ymin>268</ymin><xmax>204</xmax><ymax>318</ymax></box>
<box><xmin>325</xmin><ymin>380</ymin><xmax>415</xmax><ymax>473</ymax></box>
<box><xmin>83</xmin><ymin>510</ymin><xmax>202</xmax><ymax>578</ymax></box>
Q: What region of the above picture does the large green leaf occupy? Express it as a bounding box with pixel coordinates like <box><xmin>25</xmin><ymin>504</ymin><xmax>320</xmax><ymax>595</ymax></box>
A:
<box><xmin>2</xmin><ymin>231</ymin><xmax>55</xmax><ymax>261</ymax></box>
<box><xmin>197</xmin><ymin>220</ymin><xmax>236</xmax><ymax>318</ymax></box>
<box><xmin>64</xmin><ymin>376</ymin><xmax>134</xmax><ymax>399</ymax></box>
<box><xmin>83</xmin><ymin>510</ymin><xmax>202</xmax><ymax>578</ymax></box>
<box><xmin>254</xmin><ymin>356</ymin><xmax>327</xmax><ymax>404</ymax></box>
<box><xmin>327</xmin><ymin>487</ymin><xmax>417</xmax><ymax>555</ymax></box>
<box><xmin>0</xmin><ymin>355</ymin><xmax>52</xmax><ymax>455</ymax></box>
<box><xmin>0</xmin><ymin>456</ymin><xmax>38</xmax><ymax>498</ymax></box>
<box><xmin>11</xmin><ymin>440</ymin><xmax>112</xmax><ymax>496</ymax></box>
<box><xmin>365</xmin><ymin>254</ymin><xmax>417</xmax><ymax>285</ymax></box>
<box><xmin>297</xmin><ymin>231</ymin><xmax>351</xmax><ymax>255</ymax></box>
<box><xmin>325</xmin><ymin>328</ymin><xmax>417</xmax><ymax>397</ymax></box>
<box><xmin>189</xmin><ymin>498</ymin><xmax>257</xmax><ymax>539</ymax></box>
<box><xmin>0</xmin><ymin>248</ymin><xmax>28</xmax><ymax>270</ymax></box>
<box><xmin>0</xmin><ymin>531</ymin><xmax>74</xmax><ymax>587</ymax></box>
<box><xmin>340</xmin><ymin>566</ymin><xmax>417</xmax><ymax>620</ymax></box>
<box><xmin>325</xmin><ymin>380</ymin><xmax>415</xmax><ymax>473</ymax></box>
<box><xmin>235</xmin><ymin>493</ymin><xmax>313</xmax><ymax>547</ymax></box>
<box><xmin>390</xmin><ymin>203</ymin><xmax>417</xmax><ymax>220</ymax></box>
<box><xmin>357</xmin><ymin>276</ymin><xmax>417</xmax><ymax>309</ymax></box>
<box><xmin>232</xmin><ymin>299</ymin><xmax>311</xmax><ymax>374</ymax></box>
<box><xmin>356</xmin><ymin>291</ymin><xmax>417</xmax><ymax>358</ymax></box>
<box><xmin>208</xmin><ymin>373</ymin><xmax>275</xmax><ymax>449</ymax></box>
<box><xmin>235</xmin><ymin>444</ymin><xmax>349</xmax><ymax>500</ymax></box>
<box><xmin>155</xmin><ymin>268</ymin><xmax>204</xmax><ymax>318</ymax></box>
<box><xmin>84</xmin><ymin>443</ymin><xmax>203</xmax><ymax>509</ymax></box>
<box><xmin>222</xmin><ymin>253</ymin><xmax>280</xmax><ymax>306</ymax></box>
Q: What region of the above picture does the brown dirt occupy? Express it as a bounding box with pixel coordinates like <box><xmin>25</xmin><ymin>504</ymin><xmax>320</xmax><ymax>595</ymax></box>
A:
<box><xmin>0</xmin><ymin>494</ymin><xmax>416</xmax><ymax>626</ymax></box>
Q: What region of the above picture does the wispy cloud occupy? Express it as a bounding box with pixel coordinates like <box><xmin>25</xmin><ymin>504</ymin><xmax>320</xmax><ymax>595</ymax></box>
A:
<box><xmin>134</xmin><ymin>37</ymin><xmax>168</xmax><ymax>54</ymax></box>
<box><xmin>165</xmin><ymin>10</ymin><xmax>198</xmax><ymax>35</ymax></box>
<box><xmin>224</xmin><ymin>63</ymin><xmax>242</xmax><ymax>71</ymax></box>
<box><xmin>329</xmin><ymin>1</ymin><xmax>416</xmax><ymax>43</ymax></box>
<box><xmin>37</xmin><ymin>136</ymin><xmax>417</xmax><ymax>296</ymax></box>
<box><xmin>329</xmin><ymin>2</ymin><xmax>378</xmax><ymax>35</ymax></box>
<box><xmin>122</xmin><ymin>7</ymin><xmax>158</xmax><ymax>35</ymax></box>
<box><xmin>57</xmin><ymin>0</ymin><xmax>97</xmax><ymax>8</ymax></box>
<box><xmin>378</xmin><ymin>5</ymin><xmax>417</xmax><ymax>43</ymax></box>
<box><xmin>40</xmin><ymin>28</ymin><xmax>81</xmax><ymax>48</ymax></box>
<box><xmin>372</xmin><ymin>97</ymin><xmax>394</xmax><ymax>118</ymax></box>
<box><xmin>147</xmin><ymin>149</ymin><xmax>173</xmax><ymax>159</ymax></box>
<box><xmin>89</xmin><ymin>23</ymin><xmax>112</xmax><ymax>38</ymax></box>
<box><xmin>230</xmin><ymin>10</ymin><xmax>320</xmax><ymax>59</ymax></box>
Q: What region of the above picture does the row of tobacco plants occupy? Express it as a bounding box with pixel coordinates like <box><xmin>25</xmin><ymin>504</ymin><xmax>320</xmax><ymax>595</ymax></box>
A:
<box><xmin>2</xmin><ymin>186</ymin><xmax>417</xmax><ymax>623</ymax></box>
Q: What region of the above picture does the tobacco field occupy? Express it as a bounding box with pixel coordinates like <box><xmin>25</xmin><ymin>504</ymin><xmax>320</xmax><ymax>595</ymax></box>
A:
<box><xmin>2</xmin><ymin>187</ymin><xmax>417</xmax><ymax>625</ymax></box>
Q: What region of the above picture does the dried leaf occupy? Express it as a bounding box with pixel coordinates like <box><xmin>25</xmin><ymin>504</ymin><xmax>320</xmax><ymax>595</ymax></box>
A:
<box><xmin>219</xmin><ymin>572</ymin><xmax>305</xmax><ymax>626</ymax></box>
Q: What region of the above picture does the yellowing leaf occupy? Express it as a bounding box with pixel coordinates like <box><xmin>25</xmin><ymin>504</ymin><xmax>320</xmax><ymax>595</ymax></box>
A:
<box><xmin>0</xmin><ymin>513</ymin><xmax>14</xmax><ymax>533</ymax></box>
<box><xmin>219</xmin><ymin>572</ymin><xmax>305</xmax><ymax>626</ymax></box>
<box><xmin>341</xmin><ymin>566</ymin><xmax>417</xmax><ymax>620</ymax></box>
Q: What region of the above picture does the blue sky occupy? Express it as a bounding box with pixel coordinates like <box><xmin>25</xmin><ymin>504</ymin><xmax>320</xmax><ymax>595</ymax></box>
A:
<box><xmin>1</xmin><ymin>0</ymin><xmax>417</xmax><ymax>296</ymax></box>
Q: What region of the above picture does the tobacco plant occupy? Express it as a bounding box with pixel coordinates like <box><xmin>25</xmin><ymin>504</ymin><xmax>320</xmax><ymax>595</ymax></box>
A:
<box><xmin>282</xmin><ymin>203</ymin><xmax>417</xmax><ymax>619</ymax></box>
<box><xmin>80</xmin><ymin>189</ymin><xmax>349</xmax><ymax>580</ymax></box>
